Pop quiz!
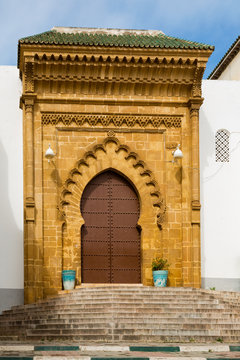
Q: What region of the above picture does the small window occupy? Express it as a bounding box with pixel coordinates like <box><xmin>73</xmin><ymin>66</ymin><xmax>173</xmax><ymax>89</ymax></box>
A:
<box><xmin>215</xmin><ymin>129</ymin><xmax>229</xmax><ymax>162</ymax></box>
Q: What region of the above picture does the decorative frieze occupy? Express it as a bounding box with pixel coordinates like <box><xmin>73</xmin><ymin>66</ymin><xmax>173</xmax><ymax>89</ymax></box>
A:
<box><xmin>42</xmin><ymin>113</ymin><xmax>182</xmax><ymax>128</ymax></box>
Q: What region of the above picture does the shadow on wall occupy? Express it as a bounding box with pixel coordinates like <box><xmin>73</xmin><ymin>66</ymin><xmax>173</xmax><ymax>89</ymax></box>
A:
<box><xmin>199</xmin><ymin>107</ymin><xmax>214</xmax><ymax>287</ymax></box>
<box><xmin>0</xmin><ymin>140</ymin><xmax>24</xmax><ymax>313</ymax></box>
<box><xmin>200</xmin><ymin>108</ymin><xmax>214</xmax><ymax>175</ymax></box>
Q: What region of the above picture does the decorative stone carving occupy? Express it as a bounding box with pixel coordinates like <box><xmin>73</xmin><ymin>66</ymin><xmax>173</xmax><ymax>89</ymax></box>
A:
<box><xmin>59</xmin><ymin>136</ymin><xmax>166</xmax><ymax>229</ymax></box>
<box><xmin>24</xmin><ymin>58</ymin><xmax>34</xmax><ymax>93</ymax></box>
<box><xmin>42</xmin><ymin>113</ymin><xmax>182</xmax><ymax>129</ymax></box>
<box><xmin>165</xmin><ymin>142</ymin><xmax>178</xmax><ymax>150</ymax></box>
<box><xmin>192</xmin><ymin>64</ymin><xmax>205</xmax><ymax>98</ymax></box>
<box><xmin>107</xmin><ymin>130</ymin><xmax>116</xmax><ymax>137</ymax></box>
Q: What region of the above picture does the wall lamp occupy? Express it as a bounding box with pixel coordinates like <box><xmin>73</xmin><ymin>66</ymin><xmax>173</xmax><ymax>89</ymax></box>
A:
<box><xmin>45</xmin><ymin>144</ymin><xmax>55</xmax><ymax>162</ymax></box>
<box><xmin>172</xmin><ymin>144</ymin><xmax>183</xmax><ymax>163</ymax></box>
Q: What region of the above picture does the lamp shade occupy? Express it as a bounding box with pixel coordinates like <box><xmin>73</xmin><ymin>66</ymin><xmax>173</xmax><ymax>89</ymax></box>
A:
<box><xmin>173</xmin><ymin>144</ymin><xmax>183</xmax><ymax>159</ymax></box>
<box><xmin>45</xmin><ymin>144</ymin><xmax>55</xmax><ymax>160</ymax></box>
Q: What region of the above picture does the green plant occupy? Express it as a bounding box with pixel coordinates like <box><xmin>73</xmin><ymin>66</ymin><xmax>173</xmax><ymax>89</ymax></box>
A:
<box><xmin>216</xmin><ymin>337</ymin><xmax>223</xmax><ymax>343</ymax></box>
<box><xmin>210</xmin><ymin>287</ymin><xmax>216</xmax><ymax>290</ymax></box>
<box><xmin>152</xmin><ymin>257</ymin><xmax>169</xmax><ymax>271</ymax></box>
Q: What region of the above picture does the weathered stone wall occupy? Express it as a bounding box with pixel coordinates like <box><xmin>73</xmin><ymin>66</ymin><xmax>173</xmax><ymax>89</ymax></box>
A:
<box><xmin>32</xmin><ymin>101</ymin><xmax>194</xmax><ymax>299</ymax></box>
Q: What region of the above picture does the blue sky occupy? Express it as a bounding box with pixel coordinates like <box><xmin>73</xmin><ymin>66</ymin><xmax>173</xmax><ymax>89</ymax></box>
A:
<box><xmin>0</xmin><ymin>0</ymin><xmax>239</xmax><ymax>78</ymax></box>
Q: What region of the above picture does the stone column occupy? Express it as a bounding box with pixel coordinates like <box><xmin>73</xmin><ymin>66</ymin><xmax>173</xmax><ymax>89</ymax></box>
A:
<box><xmin>24</xmin><ymin>97</ymin><xmax>36</xmax><ymax>304</ymax></box>
<box><xmin>189</xmin><ymin>98</ymin><xmax>203</xmax><ymax>288</ymax></box>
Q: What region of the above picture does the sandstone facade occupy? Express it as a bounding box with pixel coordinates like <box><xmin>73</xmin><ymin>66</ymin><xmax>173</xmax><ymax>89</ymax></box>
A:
<box><xmin>18</xmin><ymin>28</ymin><xmax>213</xmax><ymax>303</ymax></box>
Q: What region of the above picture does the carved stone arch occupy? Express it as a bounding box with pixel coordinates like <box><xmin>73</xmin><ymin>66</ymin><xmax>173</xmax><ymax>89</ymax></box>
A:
<box><xmin>59</xmin><ymin>136</ymin><xmax>166</xmax><ymax>285</ymax></box>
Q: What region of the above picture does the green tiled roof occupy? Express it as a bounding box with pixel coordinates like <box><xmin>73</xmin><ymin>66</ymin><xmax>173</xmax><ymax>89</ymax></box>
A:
<box><xmin>19</xmin><ymin>29</ymin><xmax>214</xmax><ymax>50</ymax></box>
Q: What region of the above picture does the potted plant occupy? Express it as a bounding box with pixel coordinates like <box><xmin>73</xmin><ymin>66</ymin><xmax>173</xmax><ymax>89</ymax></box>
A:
<box><xmin>152</xmin><ymin>257</ymin><xmax>169</xmax><ymax>287</ymax></box>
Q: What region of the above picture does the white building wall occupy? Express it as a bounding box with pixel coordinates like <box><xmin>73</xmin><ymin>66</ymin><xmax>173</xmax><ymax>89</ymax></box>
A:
<box><xmin>218</xmin><ymin>52</ymin><xmax>240</xmax><ymax>80</ymax></box>
<box><xmin>200</xmin><ymin>80</ymin><xmax>240</xmax><ymax>291</ymax></box>
<box><xmin>0</xmin><ymin>66</ymin><xmax>24</xmax><ymax>312</ymax></box>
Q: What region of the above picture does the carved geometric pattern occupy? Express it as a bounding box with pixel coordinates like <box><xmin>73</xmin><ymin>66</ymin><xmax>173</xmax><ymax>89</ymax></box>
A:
<box><xmin>192</xmin><ymin>66</ymin><xmax>205</xmax><ymax>97</ymax></box>
<box><xmin>59</xmin><ymin>137</ymin><xmax>166</xmax><ymax>229</ymax></box>
<box><xmin>215</xmin><ymin>129</ymin><xmax>229</xmax><ymax>162</ymax></box>
<box><xmin>25</xmin><ymin>62</ymin><xmax>34</xmax><ymax>93</ymax></box>
<box><xmin>42</xmin><ymin>113</ymin><xmax>182</xmax><ymax>128</ymax></box>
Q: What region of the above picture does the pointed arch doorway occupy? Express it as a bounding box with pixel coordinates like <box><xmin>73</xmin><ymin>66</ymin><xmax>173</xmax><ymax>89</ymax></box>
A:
<box><xmin>80</xmin><ymin>170</ymin><xmax>141</xmax><ymax>283</ymax></box>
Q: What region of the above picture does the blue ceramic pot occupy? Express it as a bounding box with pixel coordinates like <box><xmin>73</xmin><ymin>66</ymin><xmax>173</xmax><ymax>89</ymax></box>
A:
<box><xmin>153</xmin><ymin>270</ymin><xmax>168</xmax><ymax>287</ymax></box>
<box><xmin>62</xmin><ymin>270</ymin><xmax>76</xmax><ymax>290</ymax></box>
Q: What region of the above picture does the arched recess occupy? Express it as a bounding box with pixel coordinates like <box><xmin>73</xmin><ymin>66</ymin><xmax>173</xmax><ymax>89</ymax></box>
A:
<box><xmin>59</xmin><ymin>136</ymin><xmax>166</xmax><ymax>285</ymax></box>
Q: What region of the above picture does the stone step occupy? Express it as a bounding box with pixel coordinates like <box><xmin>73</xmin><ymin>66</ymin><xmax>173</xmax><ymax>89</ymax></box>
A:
<box><xmin>30</xmin><ymin>323</ymin><xmax>240</xmax><ymax>330</ymax></box>
<box><xmin>2</xmin><ymin>317</ymin><xmax>240</xmax><ymax>326</ymax></box>
<box><xmin>10</xmin><ymin>299</ymin><xmax>224</xmax><ymax>308</ymax></box>
<box><xmin>6</xmin><ymin>302</ymin><xmax>224</xmax><ymax>315</ymax></box>
<box><xmin>7</xmin><ymin>296</ymin><xmax>225</xmax><ymax>310</ymax></box>
<box><xmin>0</xmin><ymin>310</ymin><xmax>239</xmax><ymax>324</ymax></box>
<box><xmin>1</xmin><ymin>286</ymin><xmax>240</xmax><ymax>344</ymax></box>
<box><xmin>26</xmin><ymin>327</ymin><xmax>240</xmax><ymax>337</ymax></box>
<box><xmin>1</xmin><ymin>303</ymin><xmax>234</xmax><ymax>314</ymax></box>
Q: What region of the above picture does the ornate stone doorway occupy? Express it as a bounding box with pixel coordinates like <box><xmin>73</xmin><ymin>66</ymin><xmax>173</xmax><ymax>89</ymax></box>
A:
<box><xmin>80</xmin><ymin>170</ymin><xmax>141</xmax><ymax>283</ymax></box>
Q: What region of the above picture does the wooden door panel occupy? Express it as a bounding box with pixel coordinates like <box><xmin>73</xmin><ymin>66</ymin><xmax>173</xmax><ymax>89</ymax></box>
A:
<box><xmin>82</xmin><ymin>183</ymin><xmax>109</xmax><ymax>198</ymax></box>
<box><xmin>112</xmin><ymin>199</ymin><xmax>139</xmax><ymax>213</ymax></box>
<box><xmin>83</xmin><ymin>269</ymin><xmax>110</xmax><ymax>283</ymax></box>
<box><xmin>83</xmin><ymin>213</ymin><xmax>109</xmax><ymax>226</ymax></box>
<box><xmin>112</xmin><ymin>214</ymin><xmax>139</xmax><ymax>226</ymax></box>
<box><xmin>81</xmin><ymin>170</ymin><xmax>140</xmax><ymax>283</ymax></box>
<box><xmin>112</xmin><ymin>227</ymin><xmax>140</xmax><ymax>240</ymax></box>
<box><xmin>111</xmin><ymin>242</ymin><xmax>140</xmax><ymax>256</ymax></box>
<box><xmin>83</xmin><ymin>255</ymin><xmax>110</xmax><ymax>268</ymax></box>
<box><xmin>82</xmin><ymin>241</ymin><xmax>109</xmax><ymax>255</ymax></box>
<box><xmin>81</xmin><ymin>199</ymin><xmax>109</xmax><ymax>212</ymax></box>
<box><xmin>82</xmin><ymin>227</ymin><xmax>109</xmax><ymax>241</ymax></box>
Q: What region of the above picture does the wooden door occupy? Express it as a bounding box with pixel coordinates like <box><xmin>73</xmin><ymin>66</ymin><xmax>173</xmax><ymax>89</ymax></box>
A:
<box><xmin>81</xmin><ymin>170</ymin><xmax>141</xmax><ymax>283</ymax></box>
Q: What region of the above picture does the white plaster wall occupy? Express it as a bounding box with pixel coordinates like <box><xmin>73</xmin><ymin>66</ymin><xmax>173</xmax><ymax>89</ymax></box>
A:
<box><xmin>0</xmin><ymin>66</ymin><xmax>23</xmax><ymax>289</ymax></box>
<box><xmin>219</xmin><ymin>52</ymin><xmax>240</xmax><ymax>80</ymax></box>
<box><xmin>200</xmin><ymin>80</ymin><xmax>240</xmax><ymax>283</ymax></box>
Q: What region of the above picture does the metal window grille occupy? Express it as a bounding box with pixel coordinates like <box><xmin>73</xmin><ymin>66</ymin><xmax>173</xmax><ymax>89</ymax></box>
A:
<box><xmin>215</xmin><ymin>129</ymin><xmax>229</xmax><ymax>162</ymax></box>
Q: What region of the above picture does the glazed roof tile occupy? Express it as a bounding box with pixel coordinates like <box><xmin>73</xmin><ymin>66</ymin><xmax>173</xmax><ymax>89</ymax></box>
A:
<box><xmin>19</xmin><ymin>28</ymin><xmax>214</xmax><ymax>50</ymax></box>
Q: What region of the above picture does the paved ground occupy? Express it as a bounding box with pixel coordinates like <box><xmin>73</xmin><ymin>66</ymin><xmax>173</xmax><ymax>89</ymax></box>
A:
<box><xmin>0</xmin><ymin>344</ymin><xmax>240</xmax><ymax>359</ymax></box>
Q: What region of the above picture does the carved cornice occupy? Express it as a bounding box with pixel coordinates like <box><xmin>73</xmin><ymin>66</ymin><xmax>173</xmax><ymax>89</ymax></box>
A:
<box><xmin>31</xmin><ymin>54</ymin><xmax>199</xmax><ymax>98</ymax></box>
<box><xmin>23</xmin><ymin>96</ymin><xmax>36</xmax><ymax>113</ymax></box>
<box><xmin>33</xmin><ymin>53</ymin><xmax>199</xmax><ymax>64</ymax></box>
<box><xmin>35</xmin><ymin>97</ymin><xmax>189</xmax><ymax>107</ymax></box>
<box><xmin>188</xmin><ymin>97</ymin><xmax>204</xmax><ymax>117</ymax></box>
<box><xmin>41</xmin><ymin>113</ymin><xmax>182</xmax><ymax>129</ymax></box>
<box><xmin>192</xmin><ymin>63</ymin><xmax>206</xmax><ymax>97</ymax></box>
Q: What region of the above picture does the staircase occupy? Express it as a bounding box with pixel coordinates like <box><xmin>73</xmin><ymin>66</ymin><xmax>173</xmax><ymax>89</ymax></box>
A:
<box><xmin>0</xmin><ymin>286</ymin><xmax>240</xmax><ymax>343</ymax></box>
